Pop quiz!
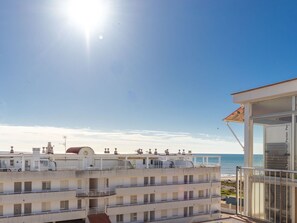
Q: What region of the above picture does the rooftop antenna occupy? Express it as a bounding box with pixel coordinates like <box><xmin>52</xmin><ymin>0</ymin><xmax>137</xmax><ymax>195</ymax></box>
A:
<box><xmin>10</xmin><ymin>146</ymin><xmax>14</xmax><ymax>153</ymax></box>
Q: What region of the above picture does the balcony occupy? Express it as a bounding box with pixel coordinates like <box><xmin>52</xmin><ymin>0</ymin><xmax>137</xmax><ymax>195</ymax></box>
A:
<box><xmin>236</xmin><ymin>166</ymin><xmax>296</xmax><ymax>223</ymax></box>
<box><xmin>106</xmin><ymin>196</ymin><xmax>220</xmax><ymax>215</ymax></box>
<box><xmin>115</xmin><ymin>181</ymin><xmax>220</xmax><ymax>195</ymax></box>
<box><xmin>76</xmin><ymin>188</ymin><xmax>115</xmax><ymax>197</ymax></box>
<box><xmin>0</xmin><ymin>208</ymin><xmax>85</xmax><ymax>223</ymax></box>
<box><xmin>0</xmin><ymin>189</ymin><xmax>76</xmax><ymax>203</ymax></box>
<box><xmin>193</xmin><ymin>155</ymin><xmax>221</xmax><ymax>167</ymax></box>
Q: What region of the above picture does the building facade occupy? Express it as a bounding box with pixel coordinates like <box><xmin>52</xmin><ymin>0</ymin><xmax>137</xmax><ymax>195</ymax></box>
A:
<box><xmin>0</xmin><ymin>145</ymin><xmax>221</xmax><ymax>223</ymax></box>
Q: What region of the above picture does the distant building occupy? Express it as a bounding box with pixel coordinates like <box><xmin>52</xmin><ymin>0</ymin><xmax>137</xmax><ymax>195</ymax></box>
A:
<box><xmin>0</xmin><ymin>145</ymin><xmax>221</xmax><ymax>223</ymax></box>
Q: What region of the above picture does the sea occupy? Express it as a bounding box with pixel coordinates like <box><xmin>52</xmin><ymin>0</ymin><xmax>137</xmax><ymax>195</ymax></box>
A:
<box><xmin>196</xmin><ymin>154</ymin><xmax>264</xmax><ymax>177</ymax></box>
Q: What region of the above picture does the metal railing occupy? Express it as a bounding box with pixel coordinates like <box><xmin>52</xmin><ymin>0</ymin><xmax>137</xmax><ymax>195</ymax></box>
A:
<box><xmin>88</xmin><ymin>207</ymin><xmax>105</xmax><ymax>215</ymax></box>
<box><xmin>0</xmin><ymin>208</ymin><xmax>85</xmax><ymax>219</ymax></box>
<box><xmin>193</xmin><ymin>155</ymin><xmax>221</xmax><ymax>167</ymax></box>
<box><xmin>0</xmin><ymin>188</ymin><xmax>76</xmax><ymax>196</ymax></box>
<box><xmin>76</xmin><ymin>188</ymin><xmax>115</xmax><ymax>197</ymax></box>
<box><xmin>107</xmin><ymin>195</ymin><xmax>221</xmax><ymax>209</ymax></box>
<box><xmin>236</xmin><ymin>166</ymin><xmax>296</xmax><ymax>223</ymax></box>
<box><xmin>115</xmin><ymin>180</ymin><xmax>220</xmax><ymax>190</ymax></box>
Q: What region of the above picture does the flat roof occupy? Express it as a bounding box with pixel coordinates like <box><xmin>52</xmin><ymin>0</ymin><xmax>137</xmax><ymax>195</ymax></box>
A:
<box><xmin>232</xmin><ymin>77</ymin><xmax>297</xmax><ymax>104</ymax></box>
<box><xmin>232</xmin><ymin>77</ymin><xmax>297</xmax><ymax>95</ymax></box>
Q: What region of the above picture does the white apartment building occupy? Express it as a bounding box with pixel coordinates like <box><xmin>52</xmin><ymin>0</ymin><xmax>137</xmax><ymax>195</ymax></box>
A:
<box><xmin>0</xmin><ymin>144</ymin><xmax>221</xmax><ymax>223</ymax></box>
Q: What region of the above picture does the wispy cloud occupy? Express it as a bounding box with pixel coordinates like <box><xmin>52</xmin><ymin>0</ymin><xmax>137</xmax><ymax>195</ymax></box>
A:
<box><xmin>0</xmin><ymin>124</ymin><xmax>257</xmax><ymax>154</ymax></box>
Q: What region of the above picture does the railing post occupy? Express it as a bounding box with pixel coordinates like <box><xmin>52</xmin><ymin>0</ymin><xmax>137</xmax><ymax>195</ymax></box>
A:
<box><xmin>236</xmin><ymin>166</ymin><xmax>239</xmax><ymax>215</ymax></box>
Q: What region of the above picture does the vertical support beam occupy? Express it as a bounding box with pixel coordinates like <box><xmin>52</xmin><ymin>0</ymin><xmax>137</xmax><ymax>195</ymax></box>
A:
<box><xmin>292</xmin><ymin>96</ymin><xmax>296</xmax><ymax>222</ymax></box>
<box><xmin>244</xmin><ymin>102</ymin><xmax>253</xmax><ymax>216</ymax></box>
<box><xmin>146</xmin><ymin>157</ymin><xmax>149</xmax><ymax>169</ymax></box>
<box><xmin>244</xmin><ymin>102</ymin><xmax>253</xmax><ymax>167</ymax></box>
<box><xmin>21</xmin><ymin>155</ymin><xmax>25</xmax><ymax>171</ymax></box>
<box><xmin>290</xmin><ymin>96</ymin><xmax>296</xmax><ymax>170</ymax></box>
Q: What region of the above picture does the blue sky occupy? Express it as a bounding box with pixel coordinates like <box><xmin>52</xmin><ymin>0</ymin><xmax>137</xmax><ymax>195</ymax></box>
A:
<box><xmin>0</xmin><ymin>0</ymin><xmax>296</xmax><ymax>153</ymax></box>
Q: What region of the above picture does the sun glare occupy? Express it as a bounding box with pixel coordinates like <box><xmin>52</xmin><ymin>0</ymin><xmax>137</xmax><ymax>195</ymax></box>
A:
<box><xmin>67</xmin><ymin>0</ymin><xmax>109</xmax><ymax>35</ymax></box>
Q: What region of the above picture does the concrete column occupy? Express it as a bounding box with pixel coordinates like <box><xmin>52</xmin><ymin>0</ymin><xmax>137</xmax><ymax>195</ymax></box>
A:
<box><xmin>244</xmin><ymin>102</ymin><xmax>253</xmax><ymax>167</ymax></box>
<box><xmin>21</xmin><ymin>155</ymin><xmax>25</xmax><ymax>171</ymax></box>
<box><xmin>243</xmin><ymin>102</ymin><xmax>253</xmax><ymax>216</ymax></box>
<box><xmin>146</xmin><ymin>157</ymin><xmax>149</xmax><ymax>168</ymax></box>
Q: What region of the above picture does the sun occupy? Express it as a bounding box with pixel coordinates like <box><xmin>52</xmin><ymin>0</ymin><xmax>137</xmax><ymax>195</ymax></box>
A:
<box><xmin>67</xmin><ymin>0</ymin><xmax>109</xmax><ymax>35</ymax></box>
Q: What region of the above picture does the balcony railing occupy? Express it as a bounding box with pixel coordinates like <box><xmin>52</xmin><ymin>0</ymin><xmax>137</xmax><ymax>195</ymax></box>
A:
<box><xmin>76</xmin><ymin>188</ymin><xmax>115</xmax><ymax>197</ymax></box>
<box><xmin>236</xmin><ymin>166</ymin><xmax>297</xmax><ymax>223</ymax></box>
<box><xmin>88</xmin><ymin>207</ymin><xmax>105</xmax><ymax>215</ymax></box>
<box><xmin>0</xmin><ymin>188</ymin><xmax>76</xmax><ymax>196</ymax></box>
<box><xmin>193</xmin><ymin>155</ymin><xmax>221</xmax><ymax>167</ymax></box>
<box><xmin>107</xmin><ymin>195</ymin><xmax>221</xmax><ymax>209</ymax></box>
<box><xmin>0</xmin><ymin>208</ymin><xmax>85</xmax><ymax>219</ymax></box>
<box><xmin>115</xmin><ymin>180</ymin><xmax>220</xmax><ymax>190</ymax></box>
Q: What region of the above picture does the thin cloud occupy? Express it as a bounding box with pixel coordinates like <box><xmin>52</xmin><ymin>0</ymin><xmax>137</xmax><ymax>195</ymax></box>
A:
<box><xmin>0</xmin><ymin>124</ymin><xmax>257</xmax><ymax>154</ymax></box>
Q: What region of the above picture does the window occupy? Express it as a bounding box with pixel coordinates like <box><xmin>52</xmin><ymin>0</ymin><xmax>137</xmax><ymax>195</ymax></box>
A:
<box><xmin>150</xmin><ymin>211</ymin><xmax>155</xmax><ymax>221</ymax></box>
<box><xmin>189</xmin><ymin>206</ymin><xmax>193</xmax><ymax>216</ymax></box>
<box><xmin>144</xmin><ymin>177</ymin><xmax>149</xmax><ymax>186</ymax></box>
<box><xmin>144</xmin><ymin>194</ymin><xmax>149</xmax><ymax>203</ymax></box>
<box><xmin>172</xmin><ymin>208</ymin><xmax>178</xmax><ymax>216</ymax></box>
<box><xmin>189</xmin><ymin>175</ymin><xmax>193</xmax><ymax>183</ymax></box>
<box><xmin>116</xmin><ymin>196</ymin><xmax>123</xmax><ymax>205</ymax></box>
<box><xmin>116</xmin><ymin>214</ymin><xmax>124</xmax><ymax>223</ymax></box>
<box><xmin>130</xmin><ymin>177</ymin><xmax>137</xmax><ymax>186</ymax></box>
<box><xmin>161</xmin><ymin>193</ymin><xmax>167</xmax><ymax>201</ymax></box>
<box><xmin>60</xmin><ymin>180</ymin><xmax>69</xmax><ymax>190</ymax></box>
<box><xmin>24</xmin><ymin>182</ymin><xmax>32</xmax><ymax>192</ymax></box>
<box><xmin>150</xmin><ymin>193</ymin><xmax>155</xmax><ymax>203</ymax></box>
<box><xmin>184</xmin><ymin>175</ymin><xmax>188</xmax><ymax>184</ymax></box>
<box><xmin>183</xmin><ymin>207</ymin><xmax>188</xmax><ymax>217</ymax></box>
<box><xmin>60</xmin><ymin>200</ymin><xmax>69</xmax><ymax>210</ymax></box>
<box><xmin>77</xmin><ymin>179</ymin><xmax>82</xmax><ymax>189</ymax></box>
<box><xmin>24</xmin><ymin>203</ymin><xmax>32</xmax><ymax>214</ymax></box>
<box><xmin>184</xmin><ymin>191</ymin><xmax>188</xmax><ymax>200</ymax></box>
<box><xmin>173</xmin><ymin>176</ymin><xmax>178</xmax><ymax>184</ymax></box>
<box><xmin>42</xmin><ymin>181</ymin><xmax>51</xmax><ymax>190</ymax></box>
<box><xmin>161</xmin><ymin>176</ymin><xmax>167</xmax><ymax>185</ymax></box>
<box><xmin>189</xmin><ymin>191</ymin><xmax>194</xmax><ymax>199</ymax></box>
<box><xmin>42</xmin><ymin>202</ymin><xmax>51</xmax><ymax>212</ymax></box>
<box><xmin>130</xmin><ymin>195</ymin><xmax>137</xmax><ymax>204</ymax></box>
<box><xmin>130</xmin><ymin>212</ymin><xmax>137</xmax><ymax>222</ymax></box>
<box><xmin>198</xmin><ymin>190</ymin><xmax>204</xmax><ymax>198</ymax></box>
<box><xmin>0</xmin><ymin>183</ymin><xmax>3</xmax><ymax>193</ymax></box>
<box><xmin>0</xmin><ymin>205</ymin><xmax>3</xmax><ymax>216</ymax></box>
<box><xmin>161</xmin><ymin>209</ymin><xmax>167</xmax><ymax>218</ymax></box>
<box><xmin>172</xmin><ymin>192</ymin><xmax>178</xmax><ymax>200</ymax></box>
<box><xmin>144</xmin><ymin>211</ymin><xmax>149</xmax><ymax>222</ymax></box>
<box><xmin>14</xmin><ymin>204</ymin><xmax>21</xmax><ymax>216</ymax></box>
<box><xmin>150</xmin><ymin>176</ymin><xmax>155</xmax><ymax>185</ymax></box>
<box><xmin>14</xmin><ymin>182</ymin><xmax>22</xmax><ymax>193</ymax></box>
<box><xmin>104</xmin><ymin>178</ymin><xmax>109</xmax><ymax>188</ymax></box>
<box><xmin>77</xmin><ymin>199</ymin><xmax>82</xmax><ymax>209</ymax></box>
<box><xmin>10</xmin><ymin>160</ymin><xmax>14</xmax><ymax>167</ymax></box>
<box><xmin>34</xmin><ymin>160</ymin><xmax>39</xmax><ymax>169</ymax></box>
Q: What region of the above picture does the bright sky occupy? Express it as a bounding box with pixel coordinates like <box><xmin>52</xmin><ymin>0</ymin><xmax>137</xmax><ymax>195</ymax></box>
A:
<box><xmin>0</xmin><ymin>0</ymin><xmax>296</xmax><ymax>154</ymax></box>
